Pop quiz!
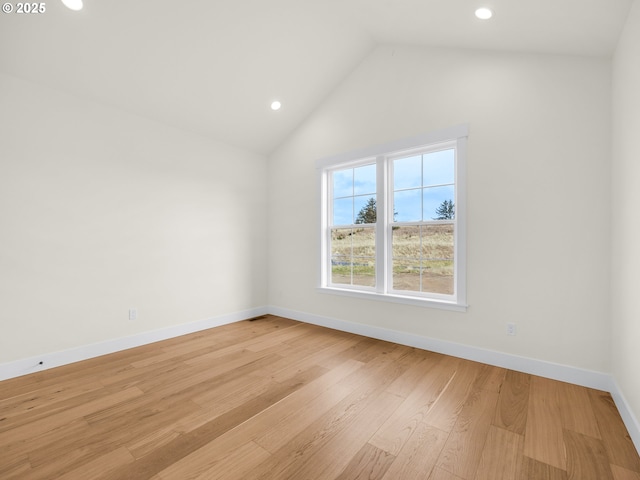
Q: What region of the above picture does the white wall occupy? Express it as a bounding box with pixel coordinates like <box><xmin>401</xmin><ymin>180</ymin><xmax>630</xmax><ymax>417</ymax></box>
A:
<box><xmin>0</xmin><ymin>73</ymin><xmax>268</xmax><ymax>365</ymax></box>
<box><xmin>612</xmin><ymin>0</ymin><xmax>640</xmax><ymax>436</ymax></box>
<box><xmin>268</xmin><ymin>45</ymin><xmax>612</xmax><ymax>373</ymax></box>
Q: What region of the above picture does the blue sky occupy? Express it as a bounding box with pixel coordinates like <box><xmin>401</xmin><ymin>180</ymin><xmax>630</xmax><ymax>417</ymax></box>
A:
<box><xmin>332</xmin><ymin>149</ymin><xmax>455</xmax><ymax>225</ymax></box>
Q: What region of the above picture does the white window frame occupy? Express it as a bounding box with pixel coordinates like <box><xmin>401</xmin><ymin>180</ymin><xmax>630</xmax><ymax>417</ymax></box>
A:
<box><xmin>317</xmin><ymin>124</ymin><xmax>468</xmax><ymax>312</ymax></box>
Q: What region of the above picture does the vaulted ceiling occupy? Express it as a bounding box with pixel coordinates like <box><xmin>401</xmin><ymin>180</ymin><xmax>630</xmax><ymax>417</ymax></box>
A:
<box><xmin>0</xmin><ymin>0</ymin><xmax>633</xmax><ymax>154</ymax></box>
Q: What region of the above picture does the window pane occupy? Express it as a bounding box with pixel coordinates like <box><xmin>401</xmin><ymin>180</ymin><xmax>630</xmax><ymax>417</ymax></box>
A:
<box><xmin>394</xmin><ymin>155</ymin><xmax>421</xmax><ymax>190</ymax></box>
<box><xmin>392</xmin><ymin>226</ymin><xmax>420</xmax><ymax>259</ymax></box>
<box><xmin>354</xmin><ymin>195</ymin><xmax>376</xmax><ymax>224</ymax></box>
<box><xmin>421</xmin><ymin>224</ymin><xmax>454</xmax><ymax>260</ymax></box>
<box><xmin>331</xmin><ymin>259</ymin><xmax>351</xmax><ymax>285</ymax></box>
<box><xmin>333</xmin><ymin>169</ymin><xmax>353</xmax><ymax>198</ymax></box>
<box><xmin>424</xmin><ymin>185</ymin><xmax>455</xmax><ymax>220</ymax></box>
<box><xmin>423</xmin><ymin>149</ymin><xmax>455</xmax><ymax>186</ymax></box>
<box><xmin>333</xmin><ymin>197</ymin><xmax>353</xmax><ymax>225</ymax></box>
<box><xmin>331</xmin><ymin>228</ymin><xmax>352</xmax><ymax>257</ymax></box>
<box><xmin>394</xmin><ymin>189</ymin><xmax>422</xmax><ymax>222</ymax></box>
<box><xmin>354</xmin><ymin>164</ymin><xmax>376</xmax><ymax>196</ymax></box>
<box><xmin>422</xmin><ymin>260</ymin><xmax>454</xmax><ymax>295</ymax></box>
<box><xmin>352</xmin><ymin>258</ymin><xmax>375</xmax><ymax>287</ymax></box>
<box><xmin>393</xmin><ymin>259</ymin><xmax>420</xmax><ymax>291</ymax></box>
<box><xmin>351</xmin><ymin>227</ymin><xmax>375</xmax><ymax>257</ymax></box>
<box><xmin>422</xmin><ymin>224</ymin><xmax>454</xmax><ymax>295</ymax></box>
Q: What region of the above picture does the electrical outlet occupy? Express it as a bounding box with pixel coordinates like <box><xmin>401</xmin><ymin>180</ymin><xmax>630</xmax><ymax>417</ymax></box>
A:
<box><xmin>506</xmin><ymin>323</ymin><xmax>517</xmax><ymax>336</ymax></box>
<box><xmin>129</xmin><ymin>308</ymin><xmax>138</xmax><ymax>321</ymax></box>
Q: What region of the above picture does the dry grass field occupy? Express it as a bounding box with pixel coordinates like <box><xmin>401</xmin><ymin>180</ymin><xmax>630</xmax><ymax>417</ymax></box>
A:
<box><xmin>331</xmin><ymin>224</ymin><xmax>454</xmax><ymax>294</ymax></box>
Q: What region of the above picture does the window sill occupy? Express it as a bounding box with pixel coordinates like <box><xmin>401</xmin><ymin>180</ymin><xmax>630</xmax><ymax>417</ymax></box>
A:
<box><xmin>316</xmin><ymin>287</ymin><xmax>468</xmax><ymax>312</ymax></box>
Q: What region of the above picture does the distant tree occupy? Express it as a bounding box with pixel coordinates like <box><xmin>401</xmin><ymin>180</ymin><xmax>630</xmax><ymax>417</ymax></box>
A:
<box><xmin>434</xmin><ymin>199</ymin><xmax>455</xmax><ymax>220</ymax></box>
<box><xmin>355</xmin><ymin>197</ymin><xmax>377</xmax><ymax>224</ymax></box>
<box><xmin>354</xmin><ymin>197</ymin><xmax>399</xmax><ymax>224</ymax></box>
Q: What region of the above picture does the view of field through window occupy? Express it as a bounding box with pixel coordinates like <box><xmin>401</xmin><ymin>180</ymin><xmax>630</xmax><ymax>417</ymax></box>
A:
<box><xmin>330</xmin><ymin>163</ymin><xmax>377</xmax><ymax>287</ymax></box>
<box><xmin>331</xmin><ymin>227</ymin><xmax>376</xmax><ymax>287</ymax></box>
<box><xmin>392</xmin><ymin>224</ymin><xmax>454</xmax><ymax>294</ymax></box>
<box><xmin>329</xmin><ymin>148</ymin><xmax>455</xmax><ymax>295</ymax></box>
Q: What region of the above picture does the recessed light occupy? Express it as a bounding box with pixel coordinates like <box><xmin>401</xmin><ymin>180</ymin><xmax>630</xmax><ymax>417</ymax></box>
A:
<box><xmin>61</xmin><ymin>0</ymin><xmax>83</xmax><ymax>10</ymax></box>
<box><xmin>271</xmin><ymin>100</ymin><xmax>282</xmax><ymax>111</ymax></box>
<box><xmin>475</xmin><ymin>7</ymin><xmax>493</xmax><ymax>20</ymax></box>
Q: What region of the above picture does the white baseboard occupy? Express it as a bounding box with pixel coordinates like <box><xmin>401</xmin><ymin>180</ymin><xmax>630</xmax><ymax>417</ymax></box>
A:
<box><xmin>0</xmin><ymin>306</ymin><xmax>267</xmax><ymax>382</ymax></box>
<box><xmin>609</xmin><ymin>379</ymin><xmax>640</xmax><ymax>454</ymax></box>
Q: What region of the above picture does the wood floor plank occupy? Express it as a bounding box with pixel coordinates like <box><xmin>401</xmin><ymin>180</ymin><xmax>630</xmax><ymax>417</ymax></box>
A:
<box><xmin>524</xmin><ymin>376</ymin><xmax>567</xmax><ymax>470</ymax></box>
<box><xmin>96</xmin><ymin>356</ymin><xmax>192</xmax><ymax>390</ymax></box>
<box><xmin>611</xmin><ymin>464</ymin><xmax>640</xmax><ymax>480</ymax></box>
<box><xmin>435</xmin><ymin>387</ymin><xmax>500</xmax><ymax>479</ymax></box>
<box><xmin>429</xmin><ymin>466</ymin><xmax>466</xmax><ymax>480</ymax></box>
<box><xmin>384</xmin><ymin>350</ymin><xmax>444</xmax><ymax>398</ymax></box>
<box><xmin>129</xmin><ymin>350</ymin><xmax>184</xmax><ymax>369</ymax></box>
<box><xmin>245</xmin><ymin>323</ymin><xmax>317</xmax><ymax>353</ymax></box>
<box><xmin>331</xmin><ymin>336</ymin><xmax>381</xmax><ymax>362</ymax></box>
<box><xmin>182</xmin><ymin>323</ymin><xmax>307</xmax><ymax>366</ymax></box>
<box><xmin>156</xmin><ymin>441</ymin><xmax>271</xmax><ymax>480</ymax></box>
<box><xmin>349</xmin><ymin>338</ymin><xmax>402</xmax><ymax>364</ymax></box>
<box><xmin>369</xmin><ymin>354</ymin><xmax>454</xmax><ymax>455</ymax></box>
<box><xmin>125</xmin><ymin>420</ymin><xmax>184</xmax><ymax>460</ymax></box>
<box><xmin>0</xmin><ymin>418</ymin><xmax>89</xmax><ymax>472</ymax></box>
<box><xmin>517</xmin><ymin>456</ymin><xmax>568</xmax><ymax>480</ymax></box>
<box><xmin>334</xmin><ymin>443</ymin><xmax>396</xmax><ymax>480</ymax></box>
<box><xmin>253</xmin><ymin>360</ymin><xmax>363</xmax><ymax>453</ymax></box>
<box><xmin>55</xmin><ymin>447</ymin><xmax>135</xmax><ymax>480</ymax></box>
<box><xmin>493</xmin><ymin>370</ymin><xmax>529</xmax><ymax>435</ymax></box>
<box><xmin>244</xmin><ymin>348</ymin><xmax>414</xmax><ymax>480</ymax></box>
<box><xmin>423</xmin><ymin>358</ymin><xmax>483</xmax><ymax>432</ymax></box>
<box><xmin>248</xmin><ymin>341</ymin><xmax>335</xmax><ymax>382</ymax></box>
<box><xmin>0</xmin><ymin>454</ymin><xmax>31</xmax><ymax>479</ymax></box>
<box><xmin>191</xmin><ymin>372</ymin><xmax>273</xmax><ymax>408</ymax></box>
<box><xmin>381</xmin><ymin>422</ymin><xmax>449</xmax><ymax>480</ymax></box>
<box><xmin>0</xmin><ymin>379</ymin><xmax>104</xmax><ymax>422</ymax></box>
<box><xmin>564</xmin><ymin>429</ymin><xmax>614</xmax><ymax>480</ymax></box>
<box><xmin>557</xmin><ymin>381</ymin><xmax>601</xmax><ymax>438</ymax></box>
<box><xmin>193</xmin><ymin>442</ymin><xmax>271</xmax><ymax>480</ymax></box>
<box><xmin>141</xmin><ymin>417</ymin><xmax>270</xmax><ymax>480</ymax></box>
<box><xmin>589</xmin><ymin>389</ymin><xmax>640</xmax><ymax>472</ymax></box>
<box><xmin>26</xmin><ymin>399</ymin><xmax>198</xmax><ymax>478</ymax></box>
<box><xmin>278</xmin><ymin>391</ymin><xmax>404</xmax><ymax>480</ymax></box>
<box><xmin>284</xmin><ymin>326</ymin><xmax>358</xmax><ymax>352</ymax></box>
<box><xmin>138</xmin><ymin>352</ymin><xmax>283</xmax><ymax>403</ymax></box>
<box><xmin>474</xmin><ymin>425</ymin><xmax>524</xmax><ymax>480</ymax></box>
<box><xmin>265</xmin><ymin>336</ymin><xmax>361</xmax><ymax>381</ymax></box>
<box><xmin>153</xmin><ymin>349</ymin><xmax>275</xmax><ymax>390</ymax></box>
<box><xmin>472</xmin><ymin>364</ymin><xmax>507</xmax><ymax>393</ymax></box>
<box><xmin>0</xmin><ymin>384</ymin><xmax>110</xmax><ymax>434</ymax></box>
<box><xmin>0</xmin><ymin>387</ymin><xmax>143</xmax><ymax>448</ymax></box>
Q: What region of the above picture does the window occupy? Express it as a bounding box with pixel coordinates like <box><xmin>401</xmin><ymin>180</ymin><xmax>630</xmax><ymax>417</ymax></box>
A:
<box><xmin>318</xmin><ymin>125</ymin><xmax>468</xmax><ymax>310</ymax></box>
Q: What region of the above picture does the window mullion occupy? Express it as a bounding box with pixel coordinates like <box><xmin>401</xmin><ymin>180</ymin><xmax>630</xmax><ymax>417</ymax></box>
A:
<box><xmin>375</xmin><ymin>156</ymin><xmax>386</xmax><ymax>294</ymax></box>
<box><xmin>321</xmin><ymin>170</ymin><xmax>330</xmax><ymax>287</ymax></box>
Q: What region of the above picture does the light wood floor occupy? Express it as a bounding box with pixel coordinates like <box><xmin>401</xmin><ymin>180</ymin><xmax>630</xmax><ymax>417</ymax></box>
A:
<box><xmin>1</xmin><ymin>315</ymin><xmax>639</xmax><ymax>480</ymax></box>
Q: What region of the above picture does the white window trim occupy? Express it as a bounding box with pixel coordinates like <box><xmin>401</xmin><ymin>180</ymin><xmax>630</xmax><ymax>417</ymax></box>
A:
<box><xmin>317</xmin><ymin>124</ymin><xmax>469</xmax><ymax>312</ymax></box>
